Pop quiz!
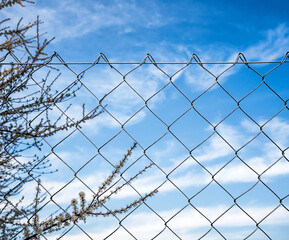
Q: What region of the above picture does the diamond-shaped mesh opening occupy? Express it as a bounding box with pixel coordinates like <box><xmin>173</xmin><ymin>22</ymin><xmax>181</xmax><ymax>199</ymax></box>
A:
<box><xmin>191</xmin><ymin>132</ymin><xmax>235</xmax><ymax>168</ymax></box>
<box><xmin>179</xmin><ymin>63</ymin><xmax>216</xmax><ymax>96</ymax></box>
<box><xmin>97</xmin><ymin>178</ymin><xmax>141</xmax><ymax>212</ymax></box>
<box><xmin>214</xmin><ymin>108</ymin><xmax>261</xmax><ymax>150</ymax></box>
<box><xmin>212</xmin><ymin>157</ymin><xmax>258</xmax><ymax>197</ymax></box>
<box><xmin>97</xmin><ymin>131</ymin><xmax>141</xmax><ymax>166</ymax></box>
<box><xmin>213</xmin><ymin>205</ymin><xmax>257</xmax><ymax>239</ymax></box>
<box><xmin>40</xmin><ymin>153</ymin><xmax>76</xmax><ymax>193</ymax></box>
<box><xmin>51</xmin><ymin>130</ymin><xmax>98</xmax><ymax>172</ymax></box>
<box><xmin>101</xmin><ymin>82</ymin><xmax>145</xmax><ymax>124</ymax></box>
<box><xmin>264</xmin><ymin>63</ymin><xmax>289</xmax><ymax>101</ymax></box>
<box><xmin>146</xmin><ymin>83</ymin><xmax>191</xmax><ymax>125</ymax></box>
<box><xmin>258</xmin><ymin>206</ymin><xmax>289</xmax><ymax>239</ymax></box>
<box><xmin>50</xmin><ymin>177</ymin><xmax>90</xmax><ymax>209</ymax></box>
<box><xmin>123</xmin><ymin>107</ymin><xmax>168</xmax><ymax>148</ymax></box>
<box><xmin>27</xmin><ymin>105</ymin><xmax>78</xmax><ymax>143</ymax></box>
<box><xmin>239</xmin><ymin>83</ymin><xmax>285</xmax><ymax>124</ymax></box>
<box><xmin>144</xmin><ymin>133</ymin><xmax>190</xmax><ymax>172</ymax></box>
<box><xmin>57</xmin><ymin>85</ymin><xmax>103</xmax><ymax>120</ymax></box>
<box><xmin>167</xmin><ymin>156</ymin><xmax>211</xmax><ymax>198</ymax></box>
<box><xmin>167</xmin><ymin>205</ymin><xmax>211</xmax><ymax>240</ymax></box>
<box><xmin>237</xmin><ymin>133</ymin><xmax>283</xmax><ymax>176</ymax></box>
<box><xmin>78</xmin><ymin>109</ymin><xmax>123</xmax><ymax>147</ymax></box>
<box><xmin>169</xmin><ymin>108</ymin><xmax>213</xmax><ymax>151</ymax></box>
<box><xmin>120</xmin><ymin>204</ymin><xmax>165</xmax><ymax>240</ymax></box>
<box><xmin>261</xmin><ymin>109</ymin><xmax>289</xmax><ymax>149</ymax></box>
<box><xmin>260</xmin><ymin>157</ymin><xmax>289</xmax><ymax>198</ymax></box>
<box><xmin>124</xmin><ymin>62</ymin><xmax>170</xmax><ymax>100</ymax></box>
<box><xmin>76</xmin><ymin>154</ymin><xmax>115</xmax><ymax>192</ymax></box>
<box><xmin>121</xmin><ymin>156</ymin><xmax>163</xmax><ymax>190</ymax></box>
<box><xmin>144</xmin><ymin>181</ymin><xmax>188</xmax><ymax>218</ymax></box>
<box><xmin>192</xmin><ymin>84</ymin><xmax>237</xmax><ymax>125</ymax></box>
<box><xmin>77</xmin><ymin>63</ymin><xmax>124</xmax><ymax>100</ymax></box>
<box><xmin>189</xmin><ymin>182</ymin><xmax>233</xmax><ymax>218</ymax></box>
<box><xmin>236</xmin><ymin>182</ymin><xmax>280</xmax><ymax>222</ymax></box>
<box><xmin>217</xmin><ymin>62</ymin><xmax>263</xmax><ymax>101</ymax></box>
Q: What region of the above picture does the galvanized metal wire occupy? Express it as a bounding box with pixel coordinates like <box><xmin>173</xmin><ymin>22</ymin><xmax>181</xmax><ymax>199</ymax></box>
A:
<box><xmin>1</xmin><ymin>51</ymin><xmax>289</xmax><ymax>239</ymax></box>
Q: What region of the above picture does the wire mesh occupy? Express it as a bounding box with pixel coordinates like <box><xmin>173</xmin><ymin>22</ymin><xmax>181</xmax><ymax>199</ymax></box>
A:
<box><xmin>1</xmin><ymin>51</ymin><xmax>289</xmax><ymax>240</ymax></box>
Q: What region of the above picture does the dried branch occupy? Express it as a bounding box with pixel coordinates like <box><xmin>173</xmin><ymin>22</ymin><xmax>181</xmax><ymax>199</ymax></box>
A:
<box><xmin>23</xmin><ymin>144</ymin><xmax>158</xmax><ymax>240</ymax></box>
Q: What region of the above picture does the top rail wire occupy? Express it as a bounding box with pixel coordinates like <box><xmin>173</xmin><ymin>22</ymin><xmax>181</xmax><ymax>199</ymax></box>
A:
<box><xmin>1</xmin><ymin>61</ymin><xmax>289</xmax><ymax>65</ymax></box>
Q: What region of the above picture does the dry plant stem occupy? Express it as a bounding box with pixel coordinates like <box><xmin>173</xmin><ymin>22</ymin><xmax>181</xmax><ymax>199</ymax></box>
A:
<box><xmin>0</xmin><ymin>2</ymin><xmax>103</xmax><ymax>238</ymax></box>
<box><xmin>1</xmin><ymin>2</ymin><xmax>158</xmax><ymax>239</ymax></box>
<box><xmin>23</xmin><ymin>144</ymin><xmax>158</xmax><ymax>240</ymax></box>
<box><xmin>0</xmin><ymin>1</ymin><xmax>34</xmax><ymax>10</ymax></box>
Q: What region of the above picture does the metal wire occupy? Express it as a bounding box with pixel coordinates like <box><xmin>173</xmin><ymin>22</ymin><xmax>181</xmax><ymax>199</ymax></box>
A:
<box><xmin>0</xmin><ymin>61</ymin><xmax>289</xmax><ymax>65</ymax></box>
<box><xmin>1</xmin><ymin>51</ymin><xmax>289</xmax><ymax>240</ymax></box>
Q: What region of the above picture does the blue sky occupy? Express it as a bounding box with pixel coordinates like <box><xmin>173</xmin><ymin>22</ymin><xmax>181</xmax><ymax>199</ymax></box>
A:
<box><xmin>47</xmin><ymin>0</ymin><xmax>289</xmax><ymax>61</ymax></box>
<box><xmin>4</xmin><ymin>0</ymin><xmax>289</xmax><ymax>61</ymax></box>
<box><xmin>3</xmin><ymin>0</ymin><xmax>289</xmax><ymax>239</ymax></box>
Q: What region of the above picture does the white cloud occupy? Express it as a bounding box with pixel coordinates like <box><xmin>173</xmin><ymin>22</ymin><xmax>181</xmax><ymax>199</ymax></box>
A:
<box><xmin>177</xmin><ymin>24</ymin><xmax>289</xmax><ymax>92</ymax></box>
<box><xmin>192</xmin><ymin>123</ymin><xmax>247</xmax><ymax>162</ymax></box>
<box><xmin>240</xmin><ymin>119</ymin><xmax>260</xmax><ymax>133</ymax></box>
<box><xmin>75</xmin><ymin>63</ymin><xmax>168</xmax><ymax>130</ymax></box>
<box><xmin>262</xmin><ymin>117</ymin><xmax>289</xmax><ymax>148</ymax></box>
<box><xmin>181</xmin><ymin>51</ymin><xmax>247</xmax><ymax>92</ymax></box>
<box><xmin>17</xmin><ymin>115</ymin><xmax>289</xmax><ymax>209</ymax></box>
<box><xmin>244</xmin><ymin>24</ymin><xmax>289</xmax><ymax>61</ymax></box>
<box><xmin>37</xmin><ymin>115</ymin><xmax>289</xmax><ymax>205</ymax></box>
<box><xmin>38</xmin><ymin>156</ymin><xmax>289</xmax><ymax>205</ymax></box>
<box><xmin>211</xmin><ymin>157</ymin><xmax>289</xmax><ymax>184</ymax></box>
<box><xmin>46</xmin><ymin>205</ymin><xmax>289</xmax><ymax>240</ymax></box>
<box><xmin>183</xmin><ymin>63</ymin><xmax>235</xmax><ymax>92</ymax></box>
<box><xmin>1</xmin><ymin>0</ymin><xmax>169</xmax><ymax>42</ymax></box>
<box><xmin>13</xmin><ymin>115</ymin><xmax>289</xmax><ymax>239</ymax></box>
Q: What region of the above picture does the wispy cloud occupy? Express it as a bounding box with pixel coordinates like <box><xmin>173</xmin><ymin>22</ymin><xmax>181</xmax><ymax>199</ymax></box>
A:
<box><xmin>244</xmin><ymin>24</ymin><xmax>289</xmax><ymax>61</ymax></box>
<box><xmin>72</xmin><ymin>63</ymin><xmax>168</xmax><ymax>131</ymax></box>
<box><xmin>2</xmin><ymin>0</ymin><xmax>169</xmax><ymax>42</ymax></box>
<box><xmin>31</xmin><ymin>114</ymin><xmax>289</xmax><ymax>205</ymax></box>
<box><xmin>46</xmin><ymin>204</ymin><xmax>289</xmax><ymax>240</ymax></box>
<box><xmin>175</xmin><ymin>24</ymin><xmax>289</xmax><ymax>91</ymax></box>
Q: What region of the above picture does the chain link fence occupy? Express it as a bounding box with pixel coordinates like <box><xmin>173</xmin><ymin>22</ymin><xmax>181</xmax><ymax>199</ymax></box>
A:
<box><xmin>1</xmin><ymin>51</ymin><xmax>289</xmax><ymax>239</ymax></box>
